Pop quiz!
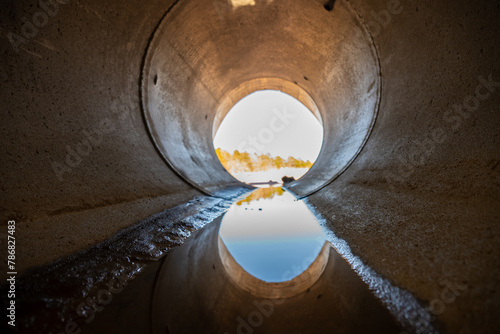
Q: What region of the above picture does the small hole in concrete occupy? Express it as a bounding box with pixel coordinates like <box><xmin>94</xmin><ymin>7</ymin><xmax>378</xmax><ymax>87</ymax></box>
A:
<box><xmin>317</xmin><ymin>294</ymin><xmax>322</xmax><ymax>299</ymax></box>
<box><xmin>153</xmin><ymin>74</ymin><xmax>158</xmax><ymax>85</ymax></box>
<box><xmin>323</xmin><ymin>0</ymin><xmax>335</xmax><ymax>11</ymax></box>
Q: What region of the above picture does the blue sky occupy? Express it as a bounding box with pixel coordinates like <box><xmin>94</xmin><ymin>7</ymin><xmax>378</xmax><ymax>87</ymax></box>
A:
<box><xmin>219</xmin><ymin>188</ymin><xmax>326</xmax><ymax>282</ymax></box>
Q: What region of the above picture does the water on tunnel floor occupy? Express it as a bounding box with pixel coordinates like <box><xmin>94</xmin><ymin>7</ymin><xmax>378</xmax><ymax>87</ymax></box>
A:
<box><xmin>151</xmin><ymin>191</ymin><xmax>403</xmax><ymax>334</ymax></box>
<box><xmin>219</xmin><ymin>186</ymin><xmax>326</xmax><ymax>282</ymax></box>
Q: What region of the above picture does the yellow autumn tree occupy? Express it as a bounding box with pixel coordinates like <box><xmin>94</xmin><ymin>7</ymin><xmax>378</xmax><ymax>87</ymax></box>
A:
<box><xmin>215</xmin><ymin>148</ymin><xmax>314</xmax><ymax>173</ymax></box>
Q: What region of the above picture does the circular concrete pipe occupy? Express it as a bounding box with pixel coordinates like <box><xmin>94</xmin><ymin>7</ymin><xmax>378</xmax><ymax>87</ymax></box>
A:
<box><xmin>2</xmin><ymin>0</ymin><xmax>499</xmax><ymax>332</ymax></box>
<box><xmin>141</xmin><ymin>0</ymin><xmax>380</xmax><ymax>196</ymax></box>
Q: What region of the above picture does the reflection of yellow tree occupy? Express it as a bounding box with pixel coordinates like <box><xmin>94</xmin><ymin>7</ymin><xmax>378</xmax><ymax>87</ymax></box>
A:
<box><xmin>215</xmin><ymin>148</ymin><xmax>312</xmax><ymax>173</ymax></box>
<box><xmin>237</xmin><ymin>187</ymin><xmax>284</xmax><ymax>205</ymax></box>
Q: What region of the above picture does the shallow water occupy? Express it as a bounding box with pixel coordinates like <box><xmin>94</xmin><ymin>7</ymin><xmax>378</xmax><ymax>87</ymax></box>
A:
<box><xmin>231</xmin><ymin>167</ymin><xmax>310</xmax><ymax>184</ymax></box>
<box><xmin>219</xmin><ymin>187</ymin><xmax>326</xmax><ymax>282</ymax></box>
<box><xmin>6</xmin><ymin>185</ymin><xmax>436</xmax><ymax>334</ymax></box>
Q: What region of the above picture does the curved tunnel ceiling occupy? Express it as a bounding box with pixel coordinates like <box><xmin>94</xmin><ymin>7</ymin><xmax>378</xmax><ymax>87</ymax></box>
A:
<box><xmin>141</xmin><ymin>0</ymin><xmax>380</xmax><ymax>197</ymax></box>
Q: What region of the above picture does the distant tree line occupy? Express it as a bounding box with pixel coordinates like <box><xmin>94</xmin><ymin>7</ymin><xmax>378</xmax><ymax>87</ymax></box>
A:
<box><xmin>215</xmin><ymin>148</ymin><xmax>312</xmax><ymax>173</ymax></box>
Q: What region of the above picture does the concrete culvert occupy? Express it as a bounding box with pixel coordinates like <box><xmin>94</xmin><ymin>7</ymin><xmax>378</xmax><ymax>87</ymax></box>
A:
<box><xmin>141</xmin><ymin>0</ymin><xmax>380</xmax><ymax>196</ymax></box>
<box><xmin>0</xmin><ymin>0</ymin><xmax>499</xmax><ymax>333</ymax></box>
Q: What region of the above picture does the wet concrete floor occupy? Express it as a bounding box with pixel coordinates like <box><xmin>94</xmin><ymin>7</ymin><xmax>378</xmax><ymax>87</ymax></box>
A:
<box><xmin>2</xmin><ymin>187</ymin><xmax>422</xmax><ymax>333</ymax></box>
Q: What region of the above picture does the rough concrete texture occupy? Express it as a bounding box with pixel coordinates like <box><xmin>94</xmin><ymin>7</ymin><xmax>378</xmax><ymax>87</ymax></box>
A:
<box><xmin>1</xmin><ymin>0</ymin><xmax>205</xmax><ymax>273</ymax></box>
<box><xmin>1</xmin><ymin>0</ymin><xmax>499</xmax><ymax>332</ymax></box>
<box><xmin>16</xmin><ymin>190</ymin><xmax>199</xmax><ymax>273</ymax></box>
<box><xmin>3</xmin><ymin>188</ymin><xmax>247</xmax><ymax>333</ymax></box>
<box><xmin>305</xmin><ymin>0</ymin><xmax>500</xmax><ymax>332</ymax></box>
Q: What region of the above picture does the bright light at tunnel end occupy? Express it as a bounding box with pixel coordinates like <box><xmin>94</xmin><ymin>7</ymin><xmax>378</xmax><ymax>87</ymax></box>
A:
<box><xmin>213</xmin><ymin>90</ymin><xmax>324</xmax><ymax>185</ymax></box>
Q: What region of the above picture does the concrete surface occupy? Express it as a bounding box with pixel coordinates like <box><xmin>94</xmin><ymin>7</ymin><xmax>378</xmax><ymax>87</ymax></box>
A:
<box><xmin>1</xmin><ymin>0</ymin><xmax>499</xmax><ymax>332</ymax></box>
<box><xmin>3</xmin><ymin>188</ymin><xmax>247</xmax><ymax>333</ymax></box>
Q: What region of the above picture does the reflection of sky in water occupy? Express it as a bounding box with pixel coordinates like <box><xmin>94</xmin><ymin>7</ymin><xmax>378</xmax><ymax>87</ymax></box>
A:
<box><xmin>219</xmin><ymin>187</ymin><xmax>326</xmax><ymax>282</ymax></box>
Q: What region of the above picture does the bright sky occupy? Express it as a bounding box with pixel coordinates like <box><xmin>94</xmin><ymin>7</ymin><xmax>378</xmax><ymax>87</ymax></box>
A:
<box><xmin>213</xmin><ymin>90</ymin><xmax>323</xmax><ymax>162</ymax></box>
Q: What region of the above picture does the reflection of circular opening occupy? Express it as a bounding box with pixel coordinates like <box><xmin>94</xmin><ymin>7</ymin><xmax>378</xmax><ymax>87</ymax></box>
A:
<box><xmin>217</xmin><ymin>187</ymin><xmax>330</xmax><ymax>298</ymax></box>
<box><xmin>219</xmin><ymin>187</ymin><xmax>327</xmax><ymax>279</ymax></box>
<box><xmin>218</xmin><ymin>236</ymin><xmax>330</xmax><ymax>299</ymax></box>
<box><xmin>213</xmin><ymin>89</ymin><xmax>324</xmax><ymax>185</ymax></box>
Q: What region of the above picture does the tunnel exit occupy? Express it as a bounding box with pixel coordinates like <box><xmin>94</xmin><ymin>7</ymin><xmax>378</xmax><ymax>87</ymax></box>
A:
<box><xmin>213</xmin><ymin>90</ymin><xmax>323</xmax><ymax>185</ymax></box>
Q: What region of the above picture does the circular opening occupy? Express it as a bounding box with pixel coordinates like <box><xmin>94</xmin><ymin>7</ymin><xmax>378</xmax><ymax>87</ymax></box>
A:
<box><xmin>213</xmin><ymin>89</ymin><xmax>323</xmax><ymax>186</ymax></box>
<box><xmin>141</xmin><ymin>0</ymin><xmax>380</xmax><ymax>197</ymax></box>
